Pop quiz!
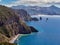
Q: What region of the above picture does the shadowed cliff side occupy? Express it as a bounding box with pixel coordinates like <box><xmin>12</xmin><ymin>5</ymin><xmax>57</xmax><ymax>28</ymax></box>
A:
<box><xmin>0</xmin><ymin>5</ymin><xmax>38</xmax><ymax>43</ymax></box>
<box><xmin>14</xmin><ymin>9</ymin><xmax>31</xmax><ymax>21</ymax></box>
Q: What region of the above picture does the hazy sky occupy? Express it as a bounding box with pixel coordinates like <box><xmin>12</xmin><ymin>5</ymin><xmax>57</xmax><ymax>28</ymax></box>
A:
<box><xmin>0</xmin><ymin>0</ymin><xmax>60</xmax><ymax>7</ymax></box>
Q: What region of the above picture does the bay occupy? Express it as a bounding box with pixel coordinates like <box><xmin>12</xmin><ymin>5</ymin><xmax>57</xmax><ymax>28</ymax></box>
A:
<box><xmin>16</xmin><ymin>15</ymin><xmax>60</xmax><ymax>45</ymax></box>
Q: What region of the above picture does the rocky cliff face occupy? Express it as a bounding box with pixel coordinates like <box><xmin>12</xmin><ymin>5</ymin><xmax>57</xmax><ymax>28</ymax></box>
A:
<box><xmin>14</xmin><ymin>9</ymin><xmax>31</xmax><ymax>21</ymax></box>
<box><xmin>0</xmin><ymin>5</ymin><xmax>32</xmax><ymax>42</ymax></box>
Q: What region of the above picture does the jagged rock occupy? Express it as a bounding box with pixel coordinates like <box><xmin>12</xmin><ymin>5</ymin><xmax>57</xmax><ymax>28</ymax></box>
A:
<box><xmin>31</xmin><ymin>17</ymin><xmax>39</xmax><ymax>21</ymax></box>
<box><xmin>40</xmin><ymin>17</ymin><xmax>42</xmax><ymax>20</ymax></box>
<box><xmin>30</xmin><ymin>26</ymin><xmax>38</xmax><ymax>32</ymax></box>
<box><xmin>14</xmin><ymin>9</ymin><xmax>31</xmax><ymax>21</ymax></box>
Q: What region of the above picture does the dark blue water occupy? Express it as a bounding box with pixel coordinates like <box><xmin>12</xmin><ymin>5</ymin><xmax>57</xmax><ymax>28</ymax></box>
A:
<box><xmin>16</xmin><ymin>17</ymin><xmax>60</xmax><ymax>45</ymax></box>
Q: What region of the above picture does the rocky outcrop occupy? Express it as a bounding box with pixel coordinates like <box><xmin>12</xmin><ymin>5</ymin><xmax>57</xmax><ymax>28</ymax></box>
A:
<box><xmin>14</xmin><ymin>9</ymin><xmax>31</xmax><ymax>21</ymax></box>
<box><xmin>40</xmin><ymin>17</ymin><xmax>42</xmax><ymax>20</ymax></box>
<box><xmin>30</xmin><ymin>26</ymin><xmax>38</xmax><ymax>32</ymax></box>
<box><xmin>0</xmin><ymin>5</ymin><xmax>38</xmax><ymax>43</ymax></box>
<box><xmin>31</xmin><ymin>17</ymin><xmax>39</xmax><ymax>21</ymax></box>
<box><xmin>0</xmin><ymin>33</ymin><xmax>9</xmax><ymax>42</ymax></box>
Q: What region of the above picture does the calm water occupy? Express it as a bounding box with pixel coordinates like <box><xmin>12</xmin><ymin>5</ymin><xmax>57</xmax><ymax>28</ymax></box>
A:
<box><xmin>16</xmin><ymin>16</ymin><xmax>60</xmax><ymax>45</ymax></box>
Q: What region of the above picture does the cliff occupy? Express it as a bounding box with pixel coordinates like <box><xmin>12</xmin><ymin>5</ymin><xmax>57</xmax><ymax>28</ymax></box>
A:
<box><xmin>0</xmin><ymin>5</ymin><xmax>33</xmax><ymax>43</ymax></box>
<box><xmin>14</xmin><ymin>9</ymin><xmax>31</xmax><ymax>21</ymax></box>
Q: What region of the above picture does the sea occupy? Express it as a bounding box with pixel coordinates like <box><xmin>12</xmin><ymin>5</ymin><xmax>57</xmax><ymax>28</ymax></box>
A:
<box><xmin>15</xmin><ymin>15</ymin><xmax>60</xmax><ymax>45</ymax></box>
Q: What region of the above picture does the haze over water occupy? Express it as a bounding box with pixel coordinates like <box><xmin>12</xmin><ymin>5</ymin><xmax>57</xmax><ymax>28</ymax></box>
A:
<box><xmin>16</xmin><ymin>15</ymin><xmax>60</xmax><ymax>45</ymax></box>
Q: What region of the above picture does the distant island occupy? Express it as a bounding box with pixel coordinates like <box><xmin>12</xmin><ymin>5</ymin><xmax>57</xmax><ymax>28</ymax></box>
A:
<box><xmin>12</xmin><ymin>5</ymin><xmax>60</xmax><ymax>15</ymax></box>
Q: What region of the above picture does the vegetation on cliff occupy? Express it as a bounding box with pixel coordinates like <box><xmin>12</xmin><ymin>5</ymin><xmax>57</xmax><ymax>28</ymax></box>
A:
<box><xmin>0</xmin><ymin>5</ymin><xmax>38</xmax><ymax>44</ymax></box>
<box><xmin>0</xmin><ymin>5</ymin><xmax>31</xmax><ymax>43</ymax></box>
<box><xmin>14</xmin><ymin>9</ymin><xmax>31</xmax><ymax>21</ymax></box>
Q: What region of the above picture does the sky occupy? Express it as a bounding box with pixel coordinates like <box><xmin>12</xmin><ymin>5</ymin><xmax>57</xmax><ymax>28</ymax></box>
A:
<box><xmin>0</xmin><ymin>0</ymin><xmax>60</xmax><ymax>7</ymax></box>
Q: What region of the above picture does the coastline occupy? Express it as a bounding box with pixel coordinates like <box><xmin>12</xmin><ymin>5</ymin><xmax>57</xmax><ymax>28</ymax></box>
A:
<box><xmin>9</xmin><ymin>34</ymin><xmax>22</xmax><ymax>43</ymax></box>
<box><xmin>9</xmin><ymin>34</ymin><xmax>30</xmax><ymax>43</ymax></box>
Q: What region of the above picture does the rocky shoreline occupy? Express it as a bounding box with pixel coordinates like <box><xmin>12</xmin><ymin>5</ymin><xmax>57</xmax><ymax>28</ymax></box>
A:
<box><xmin>9</xmin><ymin>26</ymin><xmax>38</xmax><ymax>43</ymax></box>
<box><xmin>9</xmin><ymin>34</ymin><xmax>20</xmax><ymax>43</ymax></box>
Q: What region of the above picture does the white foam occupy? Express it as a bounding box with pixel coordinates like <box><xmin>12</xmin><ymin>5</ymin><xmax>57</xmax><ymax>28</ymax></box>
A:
<box><xmin>31</xmin><ymin>15</ymin><xmax>60</xmax><ymax>18</ymax></box>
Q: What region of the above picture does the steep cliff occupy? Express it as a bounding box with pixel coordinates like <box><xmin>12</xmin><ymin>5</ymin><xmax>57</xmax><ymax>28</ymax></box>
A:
<box><xmin>0</xmin><ymin>5</ymin><xmax>32</xmax><ymax>43</ymax></box>
<box><xmin>0</xmin><ymin>5</ymin><xmax>38</xmax><ymax>43</ymax></box>
<box><xmin>14</xmin><ymin>9</ymin><xmax>31</xmax><ymax>21</ymax></box>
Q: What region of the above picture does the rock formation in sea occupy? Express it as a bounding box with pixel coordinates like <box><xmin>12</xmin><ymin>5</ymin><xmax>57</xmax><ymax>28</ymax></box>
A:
<box><xmin>30</xmin><ymin>26</ymin><xmax>38</xmax><ymax>32</ymax></box>
<box><xmin>31</xmin><ymin>17</ymin><xmax>39</xmax><ymax>21</ymax></box>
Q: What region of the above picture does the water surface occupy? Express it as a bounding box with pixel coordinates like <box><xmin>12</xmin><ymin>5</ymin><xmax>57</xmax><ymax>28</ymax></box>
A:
<box><xmin>16</xmin><ymin>16</ymin><xmax>60</xmax><ymax>45</ymax></box>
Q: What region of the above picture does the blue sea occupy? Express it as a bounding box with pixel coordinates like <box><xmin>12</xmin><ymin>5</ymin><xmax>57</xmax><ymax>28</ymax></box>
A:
<box><xmin>16</xmin><ymin>15</ymin><xmax>60</xmax><ymax>45</ymax></box>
